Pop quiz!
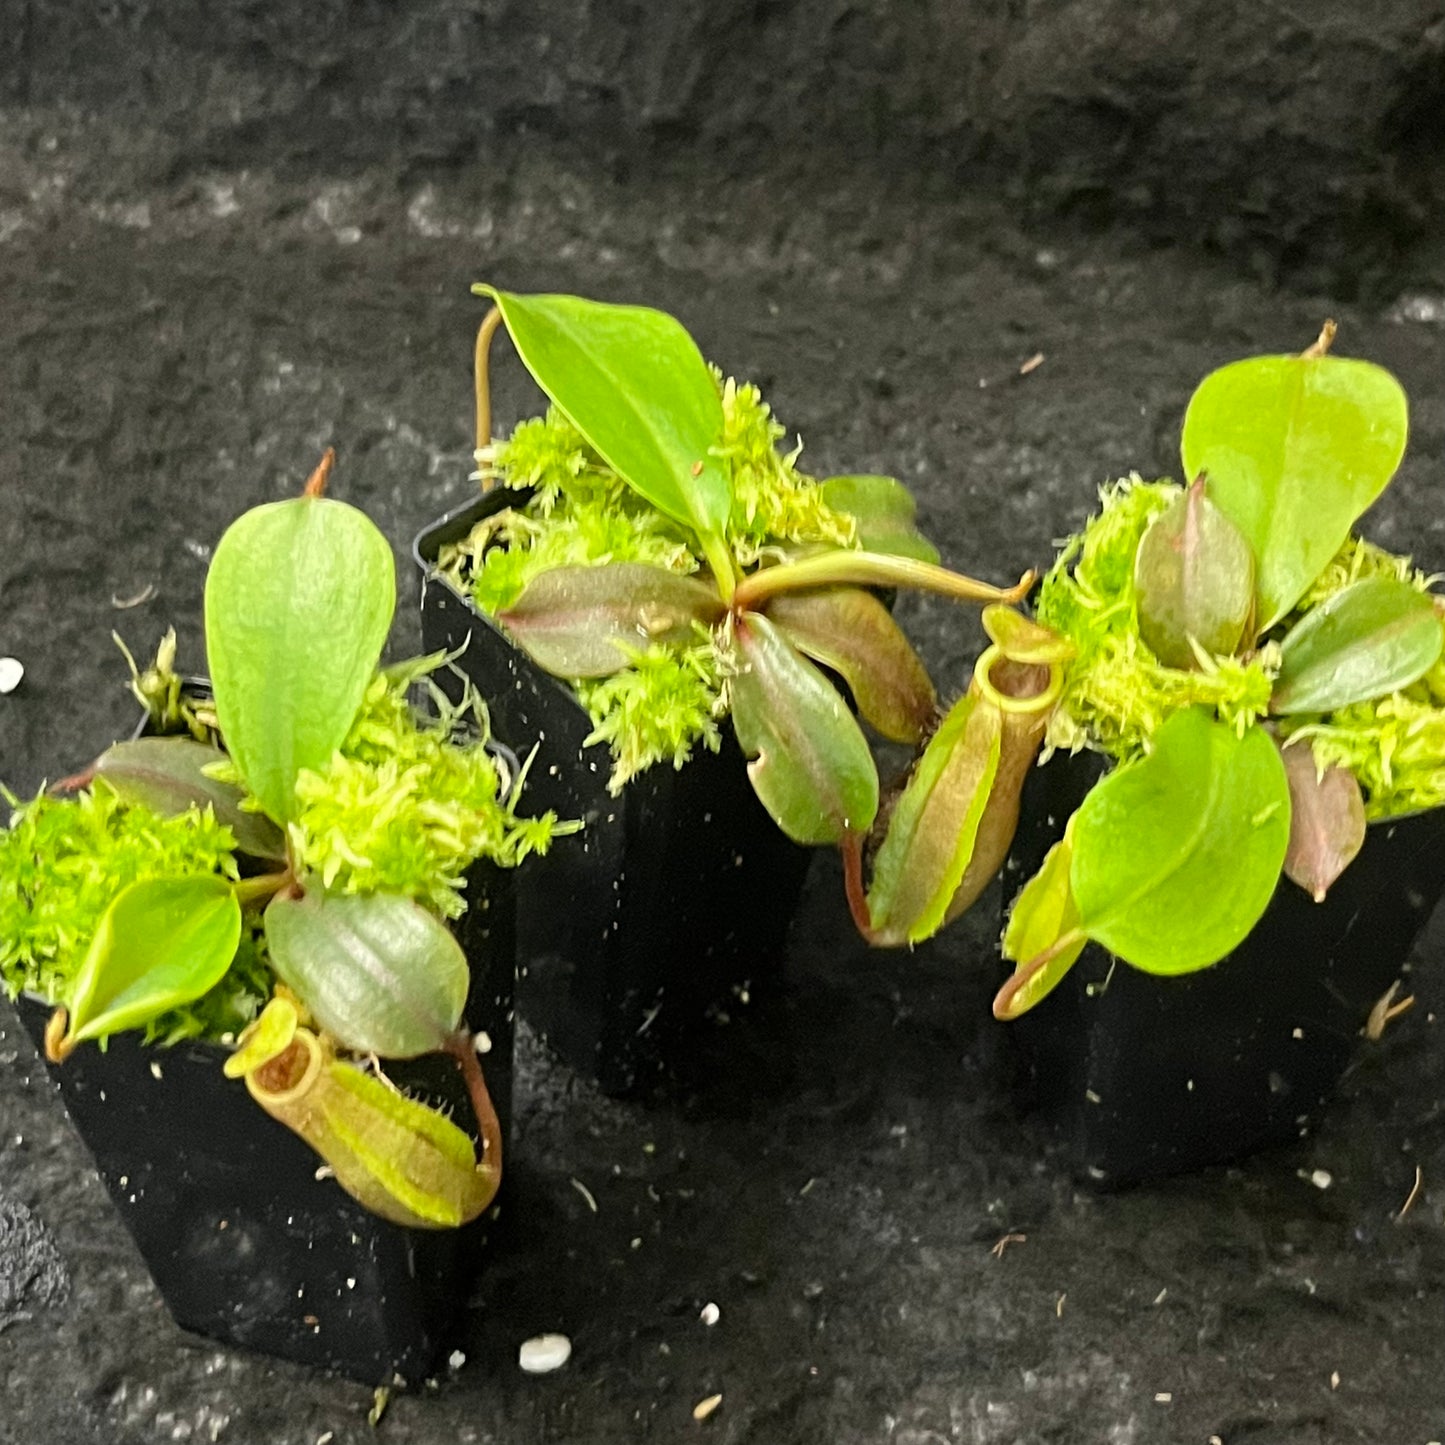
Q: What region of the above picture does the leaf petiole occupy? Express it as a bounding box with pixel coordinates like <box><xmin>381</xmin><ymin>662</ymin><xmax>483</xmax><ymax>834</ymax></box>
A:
<box><xmin>231</xmin><ymin>870</ymin><xmax>293</xmax><ymax>908</ymax></box>
<box><xmin>701</xmin><ymin>531</ymin><xmax>739</xmax><ymax>602</ymax></box>
<box><xmin>732</xmin><ymin>551</ymin><xmax>1033</xmax><ymax>612</ymax></box>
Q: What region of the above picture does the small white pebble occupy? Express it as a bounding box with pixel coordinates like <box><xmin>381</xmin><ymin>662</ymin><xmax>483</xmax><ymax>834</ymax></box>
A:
<box><xmin>0</xmin><ymin>658</ymin><xmax>23</xmax><ymax>694</ymax></box>
<box><xmin>474</xmin><ymin>1031</ymin><xmax>492</xmax><ymax>1055</ymax></box>
<box><xmin>149</xmin><ymin>1062</ymin><xmax>163</xmax><ymax>1081</ymax></box>
<box><xmin>1309</xmin><ymin>1168</ymin><xmax>1333</xmax><ymax>1190</ymax></box>
<box><xmin>700</xmin><ymin>1302</ymin><xmax>720</xmax><ymax>1327</ymax></box>
<box><xmin>316</xmin><ymin>1433</ymin><xmax>334</xmax><ymax>1445</ymax></box>
<box><xmin>519</xmin><ymin>1333</ymin><xmax>571</xmax><ymax>1374</ymax></box>
<box><xmin>1154</xmin><ymin>1392</ymin><xmax>1173</xmax><ymax>1403</ymax></box>
<box><xmin>693</xmin><ymin>1393</ymin><xmax>723</xmax><ymax>1422</ymax></box>
<box><xmin>448</xmin><ymin>1350</ymin><xmax>466</xmax><ymax>1372</ymax></box>
<box><xmin>1330</xmin><ymin>1369</ymin><xmax>1340</xmax><ymax>1390</ymax></box>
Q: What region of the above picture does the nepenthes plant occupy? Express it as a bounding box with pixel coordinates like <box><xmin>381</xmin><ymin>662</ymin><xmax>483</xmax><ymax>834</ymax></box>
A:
<box><xmin>438</xmin><ymin>287</ymin><xmax>1033</xmax><ymax>907</ymax></box>
<box><xmin>860</xmin><ymin>322</ymin><xmax>1445</xmax><ymax>1016</ymax></box>
<box><xmin>2</xmin><ymin>453</ymin><xmax>560</xmax><ymax>1227</ymax></box>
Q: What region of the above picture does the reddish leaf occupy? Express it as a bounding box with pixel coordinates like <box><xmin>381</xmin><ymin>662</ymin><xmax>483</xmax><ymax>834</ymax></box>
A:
<box><xmin>766</xmin><ymin>587</ymin><xmax>936</xmax><ymax>744</ymax></box>
<box><xmin>730</xmin><ymin>612</ymin><xmax>878</xmax><ymax>846</ymax></box>
<box><xmin>1278</xmin><ymin>740</ymin><xmax>1366</xmax><ymax>901</ymax></box>
<box><xmin>499</xmin><ymin>563</ymin><xmax>725</xmax><ymax>677</ymax></box>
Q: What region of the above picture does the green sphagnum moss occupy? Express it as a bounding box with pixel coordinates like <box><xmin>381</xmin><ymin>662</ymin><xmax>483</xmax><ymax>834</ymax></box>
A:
<box><xmin>441</xmin><ymin>374</ymin><xmax>859</xmax><ymax>791</ymax></box>
<box><xmin>1037</xmin><ymin>475</ymin><xmax>1445</xmax><ymax>819</ymax></box>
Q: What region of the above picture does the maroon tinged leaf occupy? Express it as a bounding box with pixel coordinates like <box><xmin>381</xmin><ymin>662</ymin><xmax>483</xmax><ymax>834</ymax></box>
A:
<box><xmin>94</xmin><ymin>737</ymin><xmax>287</xmax><ymax>860</ymax></box>
<box><xmin>730</xmin><ymin>612</ymin><xmax>878</xmax><ymax>846</ymax></box>
<box><xmin>764</xmin><ymin>587</ymin><xmax>936</xmax><ymax>745</ymax></box>
<box><xmin>1277</xmin><ymin>740</ymin><xmax>1366</xmax><ymax>902</ymax></box>
<box><xmin>499</xmin><ymin>563</ymin><xmax>725</xmax><ymax>678</ymax></box>
<box><xmin>1134</xmin><ymin>477</ymin><xmax>1256</xmax><ymax>669</ymax></box>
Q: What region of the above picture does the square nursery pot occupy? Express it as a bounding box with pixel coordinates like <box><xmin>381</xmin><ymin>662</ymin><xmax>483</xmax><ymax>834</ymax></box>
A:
<box><xmin>7</xmin><ymin>705</ymin><xmax>519</xmax><ymax>1383</ymax></box>
<box><xmin>1001</xmin><ymin>749</ymin><xmax>1445</xmax><ymax>1186</ymax></box>
<box><xmin>415</xmin><ymin>491</ymin><xmax>814</xmax><ymax>1095</ymax></box>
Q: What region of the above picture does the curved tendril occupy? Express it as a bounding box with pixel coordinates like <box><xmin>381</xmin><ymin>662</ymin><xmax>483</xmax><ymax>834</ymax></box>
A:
<box><xmin>474</xmin><ymin>306</ymin><xmax>505</xmax><ymax>484</ymax></box>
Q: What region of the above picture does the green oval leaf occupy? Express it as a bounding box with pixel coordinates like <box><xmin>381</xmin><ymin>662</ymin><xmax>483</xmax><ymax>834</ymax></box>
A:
<box><xmin>820</xmin><ymin>475</ymin><xmax>940</xmax><ymax>564</ymax></box>
<box><xmin>1271</xmin><ymin>576</ymin><xmax>1443</xmax><ymax>715</ymax></box>
<box><xmin>766</xmin><ymin>586</ymin><xmax>937</xmax><ymax>744</ymax></box>
<box><xmin>1070</xmin><ymin>708</ymin><xmax>1291</xmax><ymax>974</ymax></box>
<box><xmin>996</xmin><ymin>832</ymin><xmax>1088</xmax><ymax>1019</ymax></box>
<box><xmin>264</xmin><ymin>888</ymin><xmax>468</xmax><ymax>1057</ymax></box>
<box><xmin>1278</xmin><ymin>740</ymin><xmax>1366</xmax><ymax>902</ymax></box>
<box><xmin>206</xmin><ymin>496</ymin><xmax>395</xmax><ymax>824</ymax></box>
<box><xmin>498</xmin><ymin>562</ymin><xmax>725</xmax><ymax>678</ymax></box>
<box><xmin>94</xmin><ymin>737</ymin><xmax>287</xmax><ymax>860</ymax></box>
<box><xmin>1134</xmin><ymin>477</ymin><xmax>1256</xmax><ymax>668</ymax></box>
<box><xmin>730</xmin><ymin>611</ymin><xmax>879</xmax><ymax>846</ymax></box>
<box><xmin>1181</xmin><ymin>351</ymin><xmax>1409</xmax><ymax>628</ymax></box>
<box><xmin>63</xmin><ymin>876</ymin><xmax>241</xmax><ymax>1049</ymax></box>
<box><xmin>477</xmin><ymin>286</ymin><xmax>732</xmax><ymax>544</ymax></box>
<box><xmin>865</xmin><ymin>691</ymin><xmax>1002</xmax><ymax>945</ymax></box>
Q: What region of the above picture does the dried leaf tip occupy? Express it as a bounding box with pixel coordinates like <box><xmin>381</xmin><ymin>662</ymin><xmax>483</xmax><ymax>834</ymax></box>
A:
<box><xmin>1302</xmin><ymin>319</ymin><xmax>1338</xmax><ymax>359</ymax></box>
<box><xmin>302</xmin><ymin>447</ymin><xmax>336</xmax><ymax>498</ymax></box>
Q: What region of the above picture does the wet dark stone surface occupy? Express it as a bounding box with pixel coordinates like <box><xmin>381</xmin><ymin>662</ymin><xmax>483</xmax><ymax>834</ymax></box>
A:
<box><xmin>4</xmin><ymin>13</ymin><xmax>1445</xmax><ymax>1440</ymax></box>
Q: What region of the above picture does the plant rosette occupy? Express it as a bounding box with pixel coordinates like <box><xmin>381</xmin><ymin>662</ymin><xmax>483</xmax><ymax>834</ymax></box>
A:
<box><xmin>415</xmin><ymin>288</ymin><xmax>1031</xmax><ymax>1091</ymax></box>
<box><xmin>869</xmin><ymin>322</ymin><xmax>1445</xmax><ymax>1182</ymax></box>
<box><xmin>1</xmin><ymin>453</ymin><xmax>560</xmax><ymax>1377</ymax></box>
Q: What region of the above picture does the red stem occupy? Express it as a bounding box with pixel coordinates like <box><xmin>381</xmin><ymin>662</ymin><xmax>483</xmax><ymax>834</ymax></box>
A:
<box><xmin>447</xmin><ymin>1032</ymin><xmax>503</xmax><ymax>1191</ymax></box>
<box><xmin>841</xmin><ymin>831</ymin><xmax>877</xmax><ymax>943</ymax></box>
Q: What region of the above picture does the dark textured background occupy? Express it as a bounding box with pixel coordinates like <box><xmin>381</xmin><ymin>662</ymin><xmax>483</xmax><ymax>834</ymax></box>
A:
<box><xmin>4</xmin><ymin>5</ymin><xmax>1445</xmax><ymax>1442</ymax></box>
<box><xmin>4</xmin><ymin>0</ymin><xmax>1445</xmax><ymax>289</ymax></box>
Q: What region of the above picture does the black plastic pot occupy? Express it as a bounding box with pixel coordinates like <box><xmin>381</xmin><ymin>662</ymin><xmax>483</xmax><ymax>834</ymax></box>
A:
<box><xmin>8</xmin><ymin>703</ymin><xmax>519</xmax><ymax>1382</ymax></box>
<box><xmin>1001</xmin><ymin>749</ymin><xmax>1445</xmax><ymax>1186</ymax></box>
<box><xmin>415</xmin><ymin>491</ymin><xmax>813</xmax><ymax>1095</ymax></box>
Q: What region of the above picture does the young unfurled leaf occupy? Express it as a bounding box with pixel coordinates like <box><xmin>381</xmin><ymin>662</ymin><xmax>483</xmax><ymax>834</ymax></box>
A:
<box><xmin>94</xmin><ymin>737</ymin><xmax>287</xmax><ymax>860</ymax></box>
<box><xmin>1278</xmin><ymin>740</ymin><xmax>1366</xmax><ymax>902</ymax></box>
<box><xmin>765</xmin><ymin>587</ymin><xmax>936</xmax><ymax>744</ymax></box>
<box><xmin>475</xmin><ymin>287</ymin><xmax>732</xmax><ymax>549</ymax></box>
<box><xmin>206</xmin><ymin>495</ymin><xmax>395</xmax><ymax>824</ymax></box>
<box><xmin>730</xmin><ymin>611</ymin><xmax>878</xmax><ymax>846</ymax></box>
<box><xmin>1133</xmin><ymin>477</ymin><xmax>1255</xmax><ymax>668</ymax></box>
<box><xmin>865</xmin><ymin>692</ymin><xmax>1001</xmax><ymax>946</ymax></box>
<box><xmin>1271</xmin><ymin>576</ymin><xmax>1443</xmax><ymax>715</ymax></box>
<box><xmin>230</xmin><ymin>999</ymin><xmax>495</xmax><ymax>1228</ymax></box>
<box><xmin>820</xmin><ymin>475</ymin><xmax>940</xmax><ymax>564</ymax></box>
<box><xmin>1069</xmin><ymin>708</ymin><xmax>1291</xmax><ymax>974</ymax></box>
<box><xmin>498</xmin><ymin>563</ymin><xmax>725</xmax><ymax>678</ymax></box>
<box><xmin>996</xmin><ymin>830</ymin><xmax>1088</xmax><ymax>1019</ymax></box>
<box><xmin>1181</xmin><ymin>349</ymin><xmax>1409</xmax><ymax>628</ymax></box>
<box><xmin>49</xmin><ymin>876</ymin><xmax>242</xmax><ymax>1059</ymax></box>
<box><xmin>264</xmin><ymin>888</ymin><xmax>469</xmax><ymax>1058</ymax></box>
